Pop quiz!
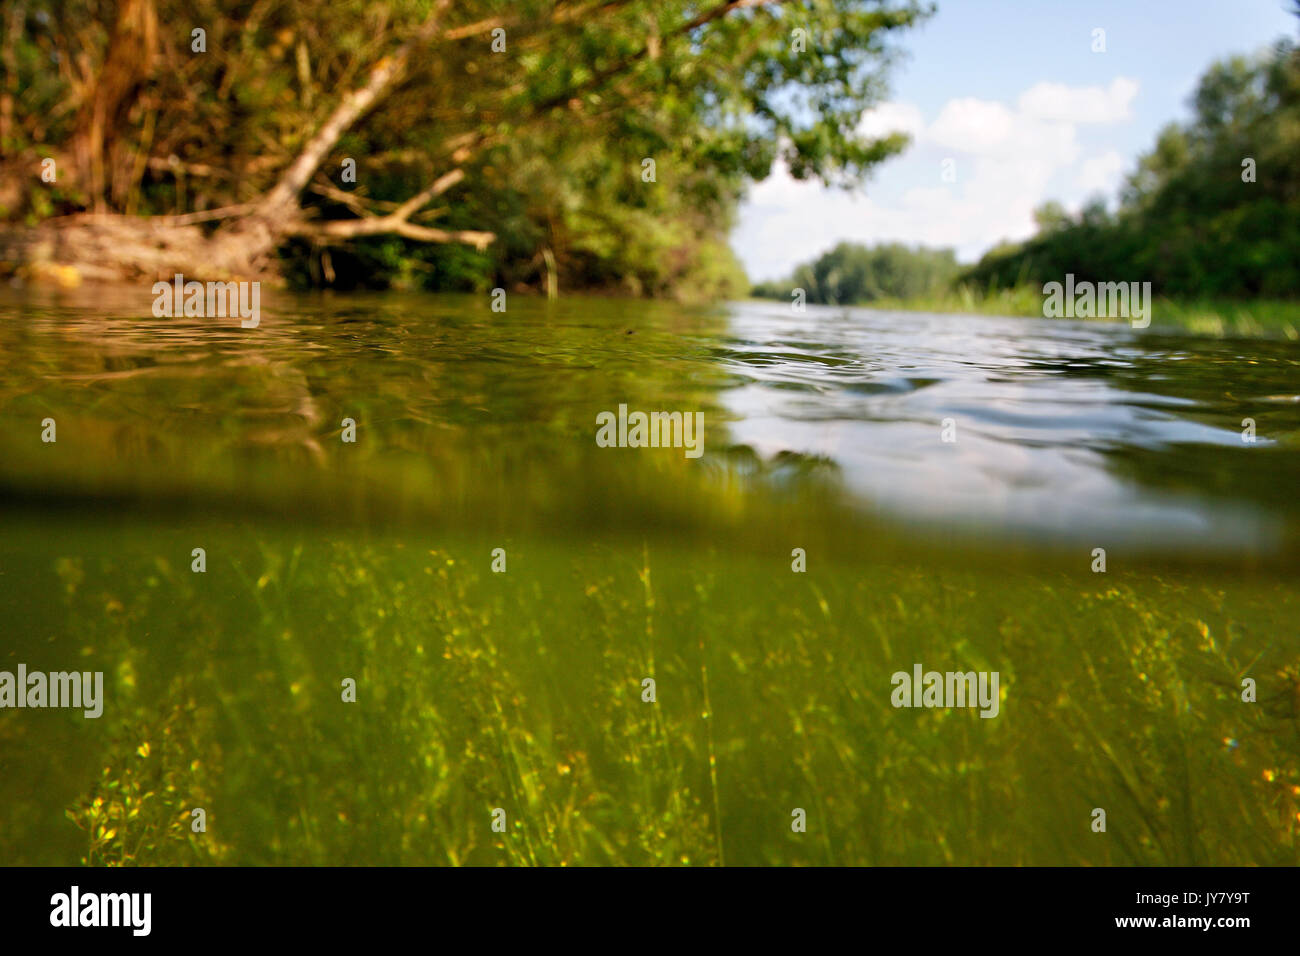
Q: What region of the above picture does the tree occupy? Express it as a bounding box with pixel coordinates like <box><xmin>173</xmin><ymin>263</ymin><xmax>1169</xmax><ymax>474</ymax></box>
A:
<box><xmin>964</xmin><ymin>35</ymin><xmax>1300</xmax><ymax>299</ymax></box>
<box><xmin>1</xmin><ymin>0</ymin><xmax>931</xmax><ymax>290</ymax></box>
<box><xmin>1032</xmin><ymin>201</ymin><xmax>1070</xmax><ymax>234</ymax></box>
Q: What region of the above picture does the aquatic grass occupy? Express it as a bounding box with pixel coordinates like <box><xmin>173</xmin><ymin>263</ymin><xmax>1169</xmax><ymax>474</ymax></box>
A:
<box><xmin>4</xmin><ymin>516</ymin><xmax>1296</xmax><ymax>866</ymax></box>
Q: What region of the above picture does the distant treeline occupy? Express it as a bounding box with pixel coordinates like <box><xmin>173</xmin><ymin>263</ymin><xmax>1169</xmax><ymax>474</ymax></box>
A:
<box><xmin>752</xmin><ymin>242</ymin><xmax>960</xmax><ymax>305</ymax></box>
<box><xmin>755</xmin><ymin>37</ymin><xmax>1300</xmax><ymax>305</ymax></box>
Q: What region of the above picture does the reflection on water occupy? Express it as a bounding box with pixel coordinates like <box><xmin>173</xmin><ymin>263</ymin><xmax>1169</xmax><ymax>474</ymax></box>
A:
<box><xmin>721</xmin><ymin>302</ymin><xmax>1300</xmax><ymax>551</ymax></box>
<box><xmin>0</xmin><ymin>290</ymin><xmax>1297</xmax><ymax>557</ymax></box>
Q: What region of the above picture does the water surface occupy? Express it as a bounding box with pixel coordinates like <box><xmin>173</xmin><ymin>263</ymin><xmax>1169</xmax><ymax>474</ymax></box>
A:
<box><xmin>2</xmin><ymin>291</ymin><xmax>1297</xmax><ymax>557</ymax></box>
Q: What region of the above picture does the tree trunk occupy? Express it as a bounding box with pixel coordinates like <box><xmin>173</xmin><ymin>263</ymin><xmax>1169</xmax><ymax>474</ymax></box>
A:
<box><xmin>1</xmin><ymin>0</ymin><xmax>461</xmax><ymax>286</ymax></box>
<box><xmin>0</xmin><ymin>213</ymin><xmax>281</xmax><ymax>286</ymax></box>
<box><xmin>67</xmin><ymin>0</ymin><xmax>159</xmax><ymax>212</ymax></box>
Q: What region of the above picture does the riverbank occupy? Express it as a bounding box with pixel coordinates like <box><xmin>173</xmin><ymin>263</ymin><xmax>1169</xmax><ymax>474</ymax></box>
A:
<box><xmin>752</xmin><ymin>286</ymin><xmax>1300</xmax><ymax>338</ymax></box>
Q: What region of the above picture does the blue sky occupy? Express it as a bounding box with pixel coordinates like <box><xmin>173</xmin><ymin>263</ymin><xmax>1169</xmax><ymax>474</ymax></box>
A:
<box><xmin>734</xmin><ymin>0</ymin><xmax>1299</xmax><ymax>281</ymax></box>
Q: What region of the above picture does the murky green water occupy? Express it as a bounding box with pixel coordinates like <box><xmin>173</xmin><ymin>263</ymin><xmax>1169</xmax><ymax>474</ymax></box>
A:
<box><xmin>1</xmin><ymin>289</ymin><xmax>1298</xmax><ymax>865</ymax></box>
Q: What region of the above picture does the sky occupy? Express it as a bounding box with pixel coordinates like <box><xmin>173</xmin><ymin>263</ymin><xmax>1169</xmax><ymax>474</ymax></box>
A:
<box><xmin>733</xmin><ymin>0</ymin><xmax>1299</xmax><ymax>281</ymax></box>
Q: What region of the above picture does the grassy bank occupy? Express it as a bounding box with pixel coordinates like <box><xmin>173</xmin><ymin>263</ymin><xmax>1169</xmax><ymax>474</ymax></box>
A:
<box><xmin>785</xmin><ymin>285</ymin><xmax>1300</xmax><ymax>338</ymax></box>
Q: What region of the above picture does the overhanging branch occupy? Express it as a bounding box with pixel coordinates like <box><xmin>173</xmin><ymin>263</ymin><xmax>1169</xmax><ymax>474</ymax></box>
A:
<box><xmin>288</xmin><ymin>167</ymin><xmax>491</xmax><ymax>251</ymax></box>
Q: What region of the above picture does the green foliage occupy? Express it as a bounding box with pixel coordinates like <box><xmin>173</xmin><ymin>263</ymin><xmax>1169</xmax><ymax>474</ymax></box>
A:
<box><xmin>6</xmin><ymin>0</ymin><xmax>932</xmax><ymax>298</ymax></box>
<box><xmin>964</xmin><ymin>39</ymin><xmax>1300</xmax><ymax>300</ymax></box>
<box><xmin>67</xmin><ymin>700</ymin><xmax>232</xmax><ymax>866</ymax></box>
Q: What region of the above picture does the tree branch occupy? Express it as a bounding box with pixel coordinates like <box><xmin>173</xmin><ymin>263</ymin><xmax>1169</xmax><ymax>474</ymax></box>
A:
<box><xmin>289</xmin><ymin>168</ymin><xmax>490</xmax><ymax>250</ymax></box>
<box><xmin>250</xmin><ymin>0</ymin><xmax>773</xmax><ymax>242</ymax></box>
<box><xmin>289</xmin><ymin>216</ymin><xmax>494</xmax><ymax>251</ymax></box>
<box><xmin>253</xmin><ymin>0</ymin><xmax>454</xmax><ymax>216</ymax></box>
<box><xmin>398</xmin><ymin>0</ymin><xmax>784</xmax><ymax>193</ymax></box>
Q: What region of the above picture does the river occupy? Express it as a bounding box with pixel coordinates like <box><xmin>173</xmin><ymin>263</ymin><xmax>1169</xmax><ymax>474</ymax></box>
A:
<box><xmin>1</xmin><ymin>289</ymin><xmax>1297</xmax><ymax>864</ymax></box>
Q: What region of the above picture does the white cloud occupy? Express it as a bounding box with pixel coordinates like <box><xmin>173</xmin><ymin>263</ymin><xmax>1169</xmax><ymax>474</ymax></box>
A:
<box><xmin>1017</xmin><ymin>77</ymin><xmax>1138</xmax><ymax>124</ymax></box>
<box><xmin>1078</xmin><ymin>150</ymin><xmax>1126</xmax><ymax>196</ymax></box>
<box><xmin>927</xmin><ymin>98</ymin><xmax>1017</xmax><ymax>153</ymax></box>
<box><xmin>856</xmin><ymin>101</ymin><xmax>926</xmax><ymax>141</ymax></box>
<box><xmin>735</xmin><ymin>78</ymin><xmax>1140</xmax><ymax>280</ymax></box>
